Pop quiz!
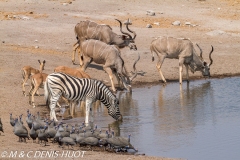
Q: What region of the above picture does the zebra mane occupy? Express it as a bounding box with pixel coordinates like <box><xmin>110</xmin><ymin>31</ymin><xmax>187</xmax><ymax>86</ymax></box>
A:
<box><xmin>93</xmin><ymin>79</ymin><xmax>116</xmax><ymax>100</ymax></box>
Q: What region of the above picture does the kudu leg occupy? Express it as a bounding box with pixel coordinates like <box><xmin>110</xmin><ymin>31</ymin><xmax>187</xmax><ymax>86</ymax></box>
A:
<box><xmin>72</xmin><ymin>42</ymin><xmax>79</xmax><ymax>64</ymax></box>
<box><xmin>179</xmin><ymin>58</ymin><xmax>185</xmax><ymax>84</ymax></box>
<box><xmin>80</xmin><ymin>56</ymin><xmax>92</xmax><ymax>71</ymax></box>
<box><xmin>112</xmin><ymin>70</ymin><xmax>122</xmax><ymax>89</ymax></box>
<box><xmin>118</xmin><ymin>73</ymin><xmax>131</xmax><ymax>92</ymax></box>
<box><xmin>156</xmin><ymin>59</ymin><xmax>167</xmax><ymax>83</ymax></box>
<box><xmin>103</xmin><ymin>66</ymin><xmax>116</xmax><ymax>92</ymax></box>
<box><xmin>184</xmin><ymin>64</ymin><xmax>190</xmax><ymax>83</ymax></box>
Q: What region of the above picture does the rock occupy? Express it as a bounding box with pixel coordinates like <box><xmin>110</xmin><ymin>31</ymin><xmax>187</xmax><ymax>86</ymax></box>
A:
<box><xmin>153</xmin><ymin>22</ymin><xmax>160</xmax><ymax>26</ymax></box>
<box><xmin>146</xmin><ymin>10</ymin><xmax>155</xmax><ymax>16</ymax></box>
<box><xmin>172</xmin><ymin>21</ymin><xmax>181</xmax><ymax>26</ymax></box>
<box><xmin>146</xmin><ymin>24</ymin><xmax>152</xmax><ymax>28</ymax></box>
<box><xmin>185</xmin><ymin>22</ymin><xmax>191</xmax><ymax>25</ymax></box>
<box><xmin>35</xmin><ymin>46</ymin><xmax>39</xmax><ymax>49</ymax></box>
<box><xmin>21</xmin><ymin>16</ymin><xmax>30</xmax><ymax>20</ymax></box>
<box><xmin>206</xmin><ymin>30</ymin><xmax>225</xmax><ymax>36</ymax></box>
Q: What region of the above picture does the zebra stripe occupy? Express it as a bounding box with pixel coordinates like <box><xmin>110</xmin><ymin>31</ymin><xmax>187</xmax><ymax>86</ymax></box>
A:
<box><xmin>44</xmin><ymin>72</ymin><xmax>122</xmax><ymax>122</ymax></box>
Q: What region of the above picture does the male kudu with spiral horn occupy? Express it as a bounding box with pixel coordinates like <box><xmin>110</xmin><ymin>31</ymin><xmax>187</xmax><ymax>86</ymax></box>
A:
<box><xmin>150</xmin><ymin>36</ymin><xmax>214</xmax><ymax>84</ymax></box>
<box><xmin>73</xmin><ymin>19</ymin><xmax>137</xmax><ymax>65</ymax></box>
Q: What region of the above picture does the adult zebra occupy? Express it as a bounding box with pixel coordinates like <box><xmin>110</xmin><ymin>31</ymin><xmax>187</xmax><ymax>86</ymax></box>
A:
<box><xmin>44</xmin><ymin>72</ymin><xmax>122</xmax><ymax>124</ymax></box>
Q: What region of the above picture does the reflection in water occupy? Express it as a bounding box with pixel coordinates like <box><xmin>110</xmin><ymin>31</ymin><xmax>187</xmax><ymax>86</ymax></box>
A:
<box><xmin>64</xmin><ymin>77</ymin><xmax>240</xmax><ymax>160</ymax></box>
<box><xmin>155</xmin><ymin>82</ymin><xmax>213</xmax><ymax>150</ymax></box>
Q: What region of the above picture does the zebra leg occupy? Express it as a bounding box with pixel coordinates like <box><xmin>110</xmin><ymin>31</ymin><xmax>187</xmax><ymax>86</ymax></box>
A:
<box><xmin>50</xmin><ymin>96</ymin><xmax>61</xmax><ymax>122</ymax></box>
<box><xmin>85</xmin><ymin>98</ymin><xmax>93</xmax><ymax>126</ymax></box>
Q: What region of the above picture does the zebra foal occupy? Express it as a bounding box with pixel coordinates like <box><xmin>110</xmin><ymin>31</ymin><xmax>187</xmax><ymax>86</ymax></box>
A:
<box><xmin>44</xmin><ymin>72</ymin><xmax>122</xmax><ymax>124</ymax></box>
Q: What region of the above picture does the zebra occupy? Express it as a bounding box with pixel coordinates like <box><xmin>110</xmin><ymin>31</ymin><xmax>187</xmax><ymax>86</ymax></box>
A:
<box><xmin>44</xmin><ymin>72</ymin><xmax>122</xmax><ymax>124</ymax></box>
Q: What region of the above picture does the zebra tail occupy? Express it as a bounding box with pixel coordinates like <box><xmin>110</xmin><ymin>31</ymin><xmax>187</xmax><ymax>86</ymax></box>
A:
<box><xmin>44</xmin><ymin>80</ymin><xmax>50</xmax><ymax>107</ymax></box>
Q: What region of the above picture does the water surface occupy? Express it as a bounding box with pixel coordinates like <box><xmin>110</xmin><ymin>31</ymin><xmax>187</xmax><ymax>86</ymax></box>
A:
<box><xmin>64</xmin><ymin>77</ymin><xmax>240</xmax><ymax>160</ymax></box>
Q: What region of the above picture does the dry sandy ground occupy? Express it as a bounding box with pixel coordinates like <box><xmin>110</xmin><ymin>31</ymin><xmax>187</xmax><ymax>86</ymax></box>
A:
<box><xmin>0</xmin><ymin>0</ymin><xmax>240</xmax><ymax>159</ymax></box>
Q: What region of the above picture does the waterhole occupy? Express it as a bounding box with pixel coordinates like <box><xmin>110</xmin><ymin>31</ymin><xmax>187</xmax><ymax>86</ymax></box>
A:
<box><xmin>63</xmin><ymin>77</ymin><xmax>240</xmax><ymax>160</ymax></box>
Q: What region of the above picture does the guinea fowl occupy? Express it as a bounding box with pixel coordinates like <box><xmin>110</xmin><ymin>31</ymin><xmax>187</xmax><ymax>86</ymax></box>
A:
<box><xmin>81</xmin><ymin>137</ymin><xmax>99</xmax><ymax>150</ymax></box>
<box><xmin>26</xmin><ymin>110</ymin><xmax>33</xmax><ymax>129</ymax></box>
<box><xmin>59</xmin><ymin>137</ymin><xmax>76</xmax><ymax>149</ymax></box>
<box><xmin>106</xmin><ymin>131</ymin><xmax>137</xmax><ymax>152</ymax></box>
<box><xmin>0</xmin><ymin>118</ymin><xmax>4</xmax><ymax>135</ymax></box>
<box><xmin>54</xmin><ymin>123</ymin><xmax>70</xmax><ymax>143</ymax></box>
<box><xmin>95</xmin><ymin>129</ymin><xmax>109</xmax><ymax>139</ymax></box>
<box><xmin>32</xmin><ymin>115</ymin><xmax>45</xmax><ymax>130</ymax></box>
<box><xmin>45</xmin><ymin>122</ymin><xmax>57</xmax><ymax>141</ymax></box>
<box><xmin>75</xmin><ymin>131</ymin><xmax>85</xmax><ymax>146</ymax></box>
<box><xmin>19</xmin><ymin>114</ymin><xmax>24</xmax><ymax>124</ymax></box>
<box><xmin>70</xmin><ymin>127</ymin><xmax>78</xmax><ymax>141</ymax></box>
<box><xmin>14</xmin><ymin>118</ymin><xmax>30</xmax><ymax>142</ymax></box>
<box><xmin>81</xmin><ymin>122</ymin><xmax>92</xmax><ymax>131</ymax></box>
<box><xmin>48</xmin><ymin>119</ymin><xmax>57</xmax><ymax>128</ymax></box>
<box><xmin>117</xmin><ymin>134</ymin><xmax>137</xmax><ymax>152</ymax></box>
<box><xmin>38</xmin><ymin>126</ymin><xmax>48</xmax><ymax>146</ymax></box>
<box><xmin>10</xmin><ymin>113</ymin><xmax>15</xmax><ymax>127</ymax></box>
<box><xmin>29</xmin><ymin>123</ymin><xmax>38</xmax><ymax>142</ymax></box>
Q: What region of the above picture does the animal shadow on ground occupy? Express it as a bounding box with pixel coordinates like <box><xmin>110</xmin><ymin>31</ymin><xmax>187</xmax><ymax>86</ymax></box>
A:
<box><xmin>73</xmin><ymin>63</ymin><xmax>103</xmax><ymax>71</ymax></box>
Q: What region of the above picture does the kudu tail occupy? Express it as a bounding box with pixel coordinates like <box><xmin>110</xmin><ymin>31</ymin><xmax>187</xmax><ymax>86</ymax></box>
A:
<box><xmin>129</xmin><ymin>53</ymin><xmax>140</xmax><ymax>82</ymax></box>
<box><xmin>150</xmin><ymin>45</ymin><xmax>155</xmax><ymax>62</ymax></box>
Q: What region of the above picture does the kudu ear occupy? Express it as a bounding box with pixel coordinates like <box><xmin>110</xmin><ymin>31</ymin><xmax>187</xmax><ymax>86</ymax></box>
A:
<box><xmin>38</xmin><ymin>60</ymin><xmax>41</xmax><ymax>64</ymax></box>
<box><xmin>203</xmin><ymin>61</ymin><xmax>207</xmax><ymax>66</ymax></box>
<box><xmin>43</xmin><ymin>60</ymin><xmax>46</xmax><ymax>64</ymax></box>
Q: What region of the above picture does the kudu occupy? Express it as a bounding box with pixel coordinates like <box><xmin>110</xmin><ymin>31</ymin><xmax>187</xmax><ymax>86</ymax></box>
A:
<box><xmin>73</xmin><ymin>19</ymin><xmax>137</xmax><ymax>65</ymax></box>
<box><xmin>21</xmin><ymin>60</ymin><xmax>46</xmax><ymax>96</ymax></box>
<box><xmin>150</xmin><ymin>37</ymin><xmax>214</xmax><ymax>84</ymax></box>
<box><xmin>79</xmin><ymin>39</ymin><xmax>140</xmax><ymax>92</ymax></box>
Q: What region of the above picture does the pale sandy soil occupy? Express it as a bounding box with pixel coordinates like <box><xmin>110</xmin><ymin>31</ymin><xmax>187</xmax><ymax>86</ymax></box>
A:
<box><xmin>0</xmin><ymin>0</ymin><xmax>240</xmax><ymax>159</ymax></box>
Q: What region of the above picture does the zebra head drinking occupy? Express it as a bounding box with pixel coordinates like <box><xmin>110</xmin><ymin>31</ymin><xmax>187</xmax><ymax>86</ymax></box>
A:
<box><xmin>44</xmin><ymin>72</ymin><xmax>122</xmax><ymax>124</ymax></box>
